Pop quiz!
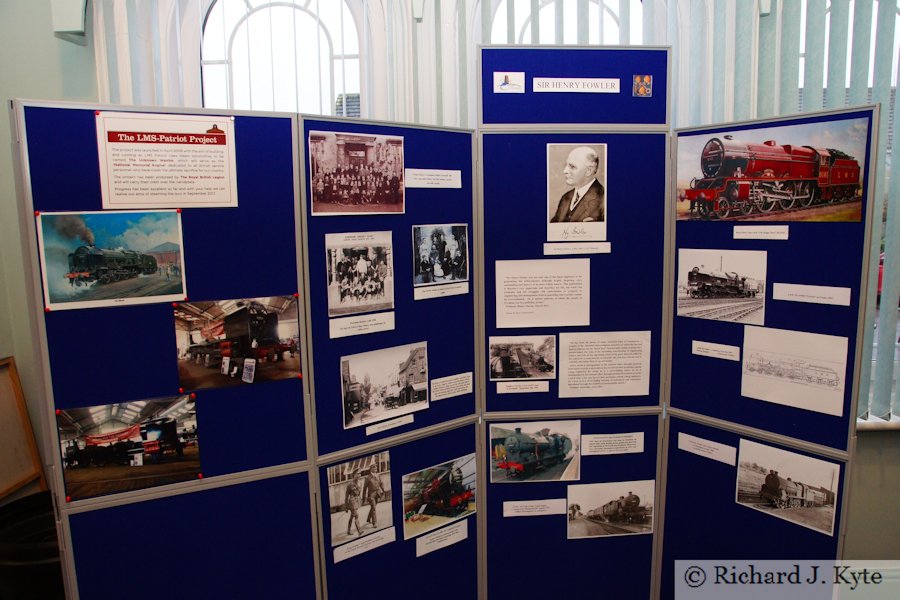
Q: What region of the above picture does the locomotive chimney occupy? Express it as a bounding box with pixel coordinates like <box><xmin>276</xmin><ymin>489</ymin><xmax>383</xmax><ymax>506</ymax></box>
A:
<box><xmin>514</xmin><ymin>427</ymin><xmax>522</xmax><ymax>434</ymax></box>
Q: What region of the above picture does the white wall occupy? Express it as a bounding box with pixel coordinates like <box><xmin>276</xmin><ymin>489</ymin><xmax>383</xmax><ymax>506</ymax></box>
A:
<box><xmin>0</xmin><ymin>0</ymin><xmax>97</xmax><ymax>484</ymax></box>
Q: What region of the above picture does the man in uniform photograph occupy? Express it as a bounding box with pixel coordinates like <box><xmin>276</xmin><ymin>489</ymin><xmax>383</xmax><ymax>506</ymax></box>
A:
<box><xmin>550</xmin><ymin>145</ymin><xmax>605</xmax><ymax>223</ymax></box>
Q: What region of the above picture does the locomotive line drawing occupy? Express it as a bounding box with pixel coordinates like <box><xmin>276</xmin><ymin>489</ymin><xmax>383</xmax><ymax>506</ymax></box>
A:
<box><xmin>584</xmin><ymin>491</ymin><xmax>652</xmax><ymax>526</ymax></box>
<box><xmin>686</xmin><ymin>265</ymin><xmax>761</xmax><ymax>298</ymax></box>
<box><xmin>681</xmin><ymin>135</ymin><xmax>861</xmax><ymax>219</ymax></box>
<box><xmin>745</xmin><ymin>352</ymin><xmax>840</xmax><ymax>388</ymax></box>
<box><xmin>66</xmin><ymin>245</ymin><xmax>158</xmax><ymax>285</ymax></box>
<box><xmin>494</xmin><ymin>426</ymin><xmax>574</xmax><ymax>479</ymax></box>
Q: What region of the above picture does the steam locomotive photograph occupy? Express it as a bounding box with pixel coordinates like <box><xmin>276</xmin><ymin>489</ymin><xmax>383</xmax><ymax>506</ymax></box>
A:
<box><xmin>37</xmin><ymin>210</ymin><xmax>186</xmax><ymax>310</ymax></box>
<box><xmin>402</xmin><ymin>452</ymin><xmax>476</xmax><ymax>540</ymax></box>
<box><xmin>326</xmin><ymin>451</ymin><xmax>393</xmax><ymax>548</ymax></box>
<box><xmin>490</xmin><ymin>420</ymin><xmax>580</xmax><ymax>483</ymax></box>
<box><xmin>56</xmin><ymin>396</ymin><xmax>199</xmax><ymax>500</ymax></box>
<box><xmin>567</xmin><ymin>479</ymin><xmax>655</xmax><ymax>539</ymax></box>
<box><xmin>174</xmin><ymin>296</ymin><xmax>301</xmax><ymax>390</ymax></box>
<box><xmin>676</xmin><ymin>116</ymin><xmax>869</xmax><ymax>221</ymax></box>
<box><xmin>489</xmin><ymin>335</ymin><xmax>556</xmax><ymax>381</ymax></box>
<box><xmin>677</xmin><ymin>248</ymin><xmax>767</xmax><ymax>325</ymax></box>
<box><xmin>736</xmin><ymin>439</ymin><xmax>838</xmax><ymax>536</ymax></box>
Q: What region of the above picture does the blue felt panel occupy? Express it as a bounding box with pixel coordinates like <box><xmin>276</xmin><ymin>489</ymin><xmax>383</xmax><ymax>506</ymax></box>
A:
<box><xmin>482</xmin><ymin>132</ymin><xmax>666</xmax><ymax>412</ymax></box>
<box><xmin>302</xmin><ymin>119</ymin><xmax>476</xmax><ymax>455</ymax></box>
<box><xmin>661</xmin><ymin>417</ymin><xmax>844</xmax><ymax>600</ymax></box>
<box><xmin>319</xmin><ymin>425</ymin><xmax>477</xmax><ymax>600</ymax></box>
<box><xmin>69</xmin><ymin>472</ymin><xmax>316</xmax><ymax>600</ymax></box>
<box><xmin>486</xmin><ymin>414</ymin><xmax>660</xmax><ymax>599</ymax></box>
<box><xmin>24</xmin><ymin>106</ymin><xmax>307</xmax><ymax>470</ymax></box>
<box><xmin>480</xmin><ymin>47</ymin><xmax>668</xmax><ymax>126</ymax></box>
<box><xmin>669</xmin><ymin>109</ymin><xmax>875</xmax><ymax>451</ymax></box>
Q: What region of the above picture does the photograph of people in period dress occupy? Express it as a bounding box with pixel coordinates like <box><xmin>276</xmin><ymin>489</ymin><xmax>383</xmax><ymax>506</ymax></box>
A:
<box><xmin>173</xmin><ymin>296</ymin><xmax>301</xmax><ymax>390</ymax></box>
<box><xmin>567</xmin><ymin>479</ymin><xmax>655</xmax><ymax>539</ymax></box>
<box><xmin>402</xmin><ymin>452</ymin><xmax>476</xmax><ymax>540</ymax></box>
<box><xmin>412</xmin><ymin>224</ymin><xmax>469</xmax><ymax>286</ymax></box>
<box><xmin>736</xmin><ymin>439</ymin><xmax>839</xmax><ymax>536</ymax></box>
<box><xmin>327</xmin><ymin>451</ymin><xmax>393</xmax><ymax>547</ymax></box>
<box><xmin>57</xmin><ymin>396</ymin><xmax>199</xmax><ymax>500</ymax></box>
<box><xmin>489</xmin><ymin>335</ymin><xmax>556</xmax><ymax>380</ymax></box>
<box><xmin>36</xmin><ymin>210</ymin><xmax>186</xmax><ymax>310</ymax></box>
<box><xmin>309</xmin><ymin>130</ymin><xmax>404</xmax><ymax>215</ymax></box>
<box><xmin>490</xmin><ymin>420</ymin><xmax>581</xmax><ymax>483</ymax></box>
<box><xmin>547</xmin><ymin>143</ymin><xmax>608</xmax><ymax>243</ymax></box>
<box><xmin>325</xmin><ymin>231</ymin><xmax>394</xmax><ymax>318</ymax></box>
<box><xmin>675</xmin><ymin>116</ymin><xmax>869</xmax><ymax>221</ymax></box>
<box><xmin>341</xmin><ymin>342</ymin><xmax>429</xmax><ymax>430</ymax></box>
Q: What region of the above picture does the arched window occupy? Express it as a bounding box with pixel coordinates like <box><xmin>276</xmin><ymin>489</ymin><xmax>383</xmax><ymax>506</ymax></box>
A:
<box><xmin>201</xmin><ymin>0</ymin><xmax>362</xmax><ymax>115</ymax></box>
<box><xmin>489</xmin><ymin>0</ymin><xmax>643</xmax><ymax>45</ymax></box>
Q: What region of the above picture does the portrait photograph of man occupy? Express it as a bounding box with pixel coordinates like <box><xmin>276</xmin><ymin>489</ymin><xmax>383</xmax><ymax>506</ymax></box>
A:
<box><xmin>546</xmin><ymin>143</ymin><xmax>608</xmax><ymax>243</ymax></box>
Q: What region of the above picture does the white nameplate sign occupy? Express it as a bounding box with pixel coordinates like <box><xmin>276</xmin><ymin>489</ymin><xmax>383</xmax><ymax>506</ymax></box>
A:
<box><xmin>582</xmin><ymin>432</ymin><xmax>645</xmax><ymax>456</ymax></box>
<box><xmin>691</xmin><ymin>340</ymin><xmax>741</xmax><ymax>362</ymax></box>
<box><xmin>333</xmin><ymin>527</ymin><xmax>396</xmax><ymax>563</ymax></box>
<box><xmin>329</xmin><ymin>312</ymin><xmax>395</xmax><ymax>339</ymax></box>
<box><xmin>772</xmin><ymin>283</ymin><xmax>852</xmax><ymax>306</ymax></box>
<box><xmin>677</xmin><ymin>433</ymin><xmax>736</xmax><ymax>466</ymax></box>
<box><xmin>405</xmin><ymin>168</ymin><xmax>462</xmax><ymax>189</ymax></box>
<box><xmin>431</xmin><ymin>372</ymin><xmax>473</xmax><ymax>401</ymax></box>
<box><xmin>544</xmin><ymin>242</ymin><xmax>612</xmax><ymax>255</ymax></box>
<box><xmin>533</xmin><ymin>77</ymin><xmax>621</xmax><ymax>93</ymax></box>
<box><xmin>733</xmin><ymin>225</ymin><xmax>790</xmax><ymax>240</ymax></box>
<box><xmin>415</xmin><ymin>520</ymin><xmax>468</xmax><ymax>557</ymax></box>
<box><xmin>503</xmin><ymin>499</ymin><xmax>567</xmax><ymax>517</ymax></box>
<box><xmin>497</xmin><ymin>381</ymin><xmax>549</xmax><ymax>394</ymax></box>
<box><xmin>366</xmin><ymin>414</ymin><xmax>413</xmax><ymax>436</ymax></box>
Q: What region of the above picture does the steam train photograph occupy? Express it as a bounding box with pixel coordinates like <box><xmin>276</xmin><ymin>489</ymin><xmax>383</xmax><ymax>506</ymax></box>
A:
<box><xmin>677</xmin><ymin>248</ymin><xmax>767</xmax><ymax>325</ymax></box>
<box><xmin>174</xmin><ymin>296</ymin><xmax>301</xmax><ymax>390</ymax></box>
<box><xmin>745</xmin><ymin>353</ymin><xmax>840</xmax><ymax>388</ymax></box>
<box><xmin>38</xmin><ymin>210</ymin><xmax>186</xmax><ymax>309</ymax></box>
<box><xmin>401</xmin><ymin>453</ymin><xmax>476</xmax><ymax>539</ymax></box>
<box><xmin>490</xmin><ymin>420</ymin><xmax>580</xmax><ymax>483</ymax></box>
<box><xmin>676</xmin><ymin>117</ymin><xmax>868</xmax><ymax>221</ymax></box>
<box><xmin>489</xmin><ymin>335</ymin><xmax>556</xmax><ymax>380</ymax></box>
<box><xmin>568</xmin><ymin>480</ymin><xmax>655</xmax><ymax>538</ymax></box>
<box><xmin>56</xmin><ymin>396</ymin><xmax>199</xmax><ymax>500</ymax></box>
<box><xmin>736</xmin><ymin>439</ymin><xmax>838</xmax><ymax>536</ymax></box>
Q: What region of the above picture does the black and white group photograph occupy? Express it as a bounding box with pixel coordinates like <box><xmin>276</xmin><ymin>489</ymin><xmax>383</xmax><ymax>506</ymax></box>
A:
<box><xmin>547</xmin><ymin>143</ymin><xmax>608</xmax><ymax>242</ymax></box>
<box><xmin>37</xmin><ymin>210</ymin><xmax>186</xmax><ymax>310</ymax></box>
<box><xmin>412</xmin><ymin>224</ymin><xmax>469</xmax><ymax>286</ymax></box>
<box><xmin>309</xmin><ymin>130</ymin><xmax>404</xmax><ymax>215</ymax></box>
<box><xmin>325</xmin><ymin>231</ymin><xmax>395</xmax><ymax>318</ymax></box>
<box><xmin>326</xmin><ymin>451</ymin><xmax>393</xmax><ymax>547</ymax></box>
<box><xmin>736</xmin><ymin>439</ymin><xmax>839</xmax><ymax>536</ymax></box>
<box><xmin>341</xmin><ymin>341</ymin><xmax>429</xmax><ymax>430</ymax></box>
<box><xmin>56</xmin><ymin>396</ymin><xmax>199</xmax><ymax>500</ymax></box>
<box><xmin>567</xmin><ymin>479</ymin><xmax>655</xmax><ymax>539</ymax></box>
<box><xmin>489</xmin><ymin>335</ymin><xmax>556</xmax><ymax>380</ymax></box>
<box><xmin>173</xmin><ymin>296</ymin><xmax>301</xmax><ymax>390</ymax></box>
<box><xmin>402</xmin><ymin>452</ymin><xmax>476</xmax><ymax>540</ymax></box>
<box><xmin>676</xmin><ymin>248</ymin><xmax>767</xmax><ymax>325</ymax></box>
<box><xmin>490</xmin><ymin>420</ymin><xmax>580</xmax><ymax>483</ymax></box>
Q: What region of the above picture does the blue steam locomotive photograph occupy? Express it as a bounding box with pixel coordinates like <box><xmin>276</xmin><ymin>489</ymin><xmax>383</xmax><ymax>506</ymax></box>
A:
<box><xmin>736</xmin><ymin>439</ymin><xmax>838</xmax><ymax>536</ymax></box>
<box><xmin>490</xmin><ymin>420</ymin><xmax>580</xmax><ymax>483</ymax></box>
<box><xmin>567</xmin><ymin>479</ymin><xmax>655</xmax><ymax>539</ymax></box>
<box><xmin>37</xmin><ymin>210</ymin><xmax>185</xmax><ymax>310</ymax></box>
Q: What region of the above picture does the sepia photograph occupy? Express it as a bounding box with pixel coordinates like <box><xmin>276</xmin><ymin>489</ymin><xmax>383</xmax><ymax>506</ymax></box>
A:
<box><xmin>489</xmin><ymin>335</ymin><xmax>556</xmax><ymax>381</ymax></box>
<box><xmin>567</xmin><ymin>479</ymin><xmax>655</xmax><ymax>539</ymax></box>
<box><xmin>37</xmin><ymin>210</ymin><xmax>186</xmax><ymax>310</ymax></box>
<box><xmin>490</xmin><ymin>420</ymin><xmax>580</xmax><ymax>483</ymax></box>
<box><xmin>327</xmin><ymin>451</ymin><xmax>393</xmax><ymax>547</ymax></box>
<box><xmin>325</xmin><ymin>231</ymin><xmax>394</xmax><ymax>318</ymax></box>
<box><xmin>309</xmin><ymin>130</ymin><xmax>404</xmax><ymax>215</ymax></box>
<box><xmin>736</xmin><ymin>439</ymin><xmax>839</xmax><ymax>536</ymax></box>
<box><xmin>676</xmin><ymin>116</ymin><xmax>869</xmax><ymax>221</ymax></box>
<box><xmin>402</xmin><ymin>452</ymin><xmax>476</xmax><ymax>540</ymax></box>
<box><xmin>676</xmin><ymin>248</ymin><xmax>767</xmax><ymax>325</ymax></box>
<box><xmin>57</xmin><ymin>396</ymin><xmax>199</xmax><ymax>500</ymax></box>
<box><xmin>173</xmin><ymin>296</ymin><xmax>300</xmax><ymax>390</ymax></box>
<box><xmin>547</xmin><ymin>143</ymin><xmax>608</xmax><ymax>243</ymax></box>
<box><xmin>412</xmin><ymin>224</ymin><xmax>469</xmax><ymax>286</ymax></box>
<box><xmin>341</xmin><ymin>341</ymin><xmax>428</xmax><ymax>430</ymax></box>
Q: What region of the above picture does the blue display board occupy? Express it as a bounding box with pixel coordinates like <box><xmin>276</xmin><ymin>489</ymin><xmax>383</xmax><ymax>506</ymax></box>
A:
<box><xmin>22</xmin><ymin>105</ymin><xmax>308</xmax><ymax>478</ymax></box>
<box><xmin>301</xmin><ymin>118</ymin><xmax>476</xmax><ymax>455</ymax></box>
<box><xmin>480</xmin><ymin>46</ymin><xmax>668</xmax><ymax>126</ymax></box>
<box><xmin>318</xmin><ymin>424</ymin><xmax>478</xmax><ymax>599</ymax></box>
<box><xmin>482</xmin><ymin>132</ymin><xmax>667</xmax><ymax>412</ymax></box>
<box><xmin>68</xmin><ymin>472</ymin><xmax>316</xmax><ymax>599</ymax></box>
<box><xmin>669</xmin><ymin>109</ymin><xmax>876</xmax><ymax>450</ymax></box>
<box><xmin>485</xmin><ymin>414</ymin><xmax>660</xmax><ymax>598</ymax></box>
<box><xmin>661</xmin><ymin>416</ymin><xmax>845</xmax><ymax>600</ymax></box>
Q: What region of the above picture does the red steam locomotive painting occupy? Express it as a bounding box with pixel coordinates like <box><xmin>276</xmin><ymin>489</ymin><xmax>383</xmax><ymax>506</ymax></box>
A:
<box><xmin>676</xmin><ymin>117</ymin><xmax>869</xmax><ymax>221</ymax></box>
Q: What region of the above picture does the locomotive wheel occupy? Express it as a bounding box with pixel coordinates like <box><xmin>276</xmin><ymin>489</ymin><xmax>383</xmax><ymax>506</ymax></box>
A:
<box><xmin>758</xmin><ymin>197</ymin><xmax>777</xmax><ymax>212</ymax></box>
<box><xmin>778</xmin><ymin>183</ymin><xmax>797</xmax><ymax>210</ymax></box>
<box><xmin>800</xmin><ymin>186</ymin><xmax>816</xmax><ymax>207</ymax></box>
<box><xmin>696</xmin><ymin>202</ymin><xmax>712</xmax><ymax>220</ymax></box>
<box><xmin>714</xmin><ymin>197</ymin><xmax>732</xmax><ymax>219</ymax></box>
<box><xmin>739</xmin><ymin>200</ymin><xmax>754</xmax><ymax>215</ymax></box>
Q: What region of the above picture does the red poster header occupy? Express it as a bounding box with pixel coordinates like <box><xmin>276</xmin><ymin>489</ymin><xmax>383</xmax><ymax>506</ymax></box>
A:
<box><xmin>107</xmin><ymin>131</ymin><xmax>226</xmax><ymax>145</ymax></box>
<box><xmin>85</xmin><ymin>424</ymin><xmax>141</xmax><ymax>446</ymax></box>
